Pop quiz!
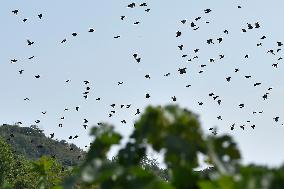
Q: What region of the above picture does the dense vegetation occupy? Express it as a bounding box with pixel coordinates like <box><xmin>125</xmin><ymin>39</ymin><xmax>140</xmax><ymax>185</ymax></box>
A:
<box><xmin>1</xmin><ymin>105</ymin><xmax>284</xmax><ymax>188</ymax></box>
<box><xmin>0</xmin><ymin>124</ymin><xmax>84</xmax><ymax>166</ymax></box>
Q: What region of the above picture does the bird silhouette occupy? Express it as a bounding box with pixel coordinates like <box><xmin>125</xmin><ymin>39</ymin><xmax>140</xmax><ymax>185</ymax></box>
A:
<box><xmin>191</xmin><ymin>22</ymin><xmax>196</xmax><ymax>27</ymax></box>
<box><xmin>145</xmin><ymin>74</ymin><xmax>150</xmax><ymax>79</ymax></box>
<box><xmin>178</xmin><ymin>68</ymin><xmax>187</xmax><ymax>74</ymax></box>
<box><xmin>254</xmin><ymin>82</ymin><xmax>261</xmax><ymax>87</ymax></box>
<box><xmin>135</xmin><ymin>109</ymin><xmax>140</xmax><ymax>115</ymax></box>
<box><xmin>38</xmin><ymin>14</ymin><xmax>43</xmax><ymax>19</ymax></box>
<box><xmin>88</xmin><ymin>28</ymin><xmax>95</xmax><ymax>32</ymax></box>
<box><xmin>277</xmin><ymin>41</ymin><xmax>283</xmax><ymax>46</ymax></box>
<box><xmin>127</xmin><ymin>3</ymin><xmax>135</xmax><ymax>8</ymax></box>
<box><xmin>204</xmin><ymin>9</ymin><xmax>212</xmax><ymax>13</ymax></box>
<box><xmin>217</xmin><ymin>38</ymin><xmax>223</xmax><ymax>43</ymax></box>
<box><xmin>213</xmin><ymin>96</ymin><xmax>219</xmax><ymax>100</ymax></box>
<box><xmin>178</xmin><ymin>45</ymin><xmax>183</xmax><ymax>50</ymax></box>
<box><xmin>239</xmin><ymin>104</ymin><xmax>245</xmax><ymax>108</ymax></box>
<box><xmin>255</xmin><ymin>22</ymin><xmax>260</xmax><ymax>28</ymax></box>
<box><xmin>176</xmin><ymin>31</ymin><xmax>182</xmax><ymax>37</ymax></box>
<box><xmin>231</xmin><ymin>123</ymin><xmax>235</xmax><ymax>130</ymax></box>
<box><xmin>217</xmin><ymin>99</ymin><xmax>222</xmax><ymax>105</ymax></box>
<box><xmin>273</xmin><ymin>117</ymin><xmax>280</xmax><ymax>122</ymax></box>
<box><xmin>261</xmin><ymin>36</ymin><xmax>266</xmax><ymax>39</ymax></box>
<box><xmin>263</xmin><ymin>93</ymin><xmax>269</xmax><ymax>100</ymax></box>
<box><xmin>207</xmin><ymin>39</ymin><xmax>214</xmax><ymax>44</ymax></box>
<box><xmin>140</xmin><ymin>3</ymin><xmax>147</xmax><ymax>6</ymax></box>
<box><xmin>11</xmin><ymin>59</ymin><xmax>17</xmax><ymax>63</ymax></box>
<box><xmin>12</xmin><ymin>10</ymin><xmax>19</xmax><ymax>15</ymax></box>
<box><xmin>27</xmin><ymin>40</ymin><xmax>34</xmax><ymax>46</ymax></box>
<box><xmin>247</xmin><ymin>23</ymin><xmax>253</xmax><ymax>29</ymax></box>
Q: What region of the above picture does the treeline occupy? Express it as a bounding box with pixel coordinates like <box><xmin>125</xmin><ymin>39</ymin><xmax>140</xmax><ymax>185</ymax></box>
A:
<box><xmin>0</xmin><ymin>124</ymin><xmax>84</xmax><ymax>166</ymax></box>
<box><xmin>1</xmin><ymin>105</ymin><xmax>284</xmax><ymax>189</ymax></box>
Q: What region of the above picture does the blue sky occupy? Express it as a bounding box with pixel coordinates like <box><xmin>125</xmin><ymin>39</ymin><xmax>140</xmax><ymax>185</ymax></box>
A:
<box><xmin>1</xmin><ymin>0</ymin><xmax>284</xmax><ymax>167</ymax></box>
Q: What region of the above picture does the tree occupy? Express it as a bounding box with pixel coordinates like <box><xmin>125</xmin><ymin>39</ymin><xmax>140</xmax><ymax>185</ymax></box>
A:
<box><xmin>0</xmin><ymin>138</ymin><xmax>14</xmax><ymax>187</ymax></box>
<box><xmin>32</xmin><ymin>156</ymin><xmax>71</xmax><ymax>189</ymax></box>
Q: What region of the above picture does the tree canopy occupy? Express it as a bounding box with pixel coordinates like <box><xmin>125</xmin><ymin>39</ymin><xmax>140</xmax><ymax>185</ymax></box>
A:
<box><xmin>0</xmin><ymin>124</ymin><xmax>85</xmax><ymax>166</ymax></box>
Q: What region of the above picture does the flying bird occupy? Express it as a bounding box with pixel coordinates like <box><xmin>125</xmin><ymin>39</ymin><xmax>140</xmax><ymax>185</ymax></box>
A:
<box><xmin>127</xmin><ymin>2</ymin><xmax>135</xmax><ymax>8</ymax></box>
<box><xmin>12</xmin><ymin>10</ymin><xmax>19</xmax><ymax>15</ymax></box>
<box><xmin>38</xmin><ymin>14</ymin><xmax>43</xmax><ymax>19</ymax></box>
<box><xmin>176</xmin><ymin>31</ymin><xmax>182</xmax><ymax>37</ymax></box>
<box><xmin>204</xmin><ymin>9</ymin><xmax>212</xmax><ymax>13</ymax></box>
<box><xmin>27</xmin><ymin>40</ymin><xmax>34</xmax><ymax>46</ymax></box>
<box><xmin>181</xmin><ymin>19</ymin><xmax>187</xmax><ymax>24</ymax></box>
<box><xmin>88</xmin><ymin>28</ymin><xmax>95</xmax><ymax>32</ymax></box>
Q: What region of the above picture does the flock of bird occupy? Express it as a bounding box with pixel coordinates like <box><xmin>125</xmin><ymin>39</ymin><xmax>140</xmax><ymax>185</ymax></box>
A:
<box><xmin>174</xmin><ymin>11</ymin><xmax>284</xmax><ymax>134</ymax></box>
<box><xmin>4</xmin><ymin>1</ymin><xmax>284</xmax><ymax>153</ymax></box>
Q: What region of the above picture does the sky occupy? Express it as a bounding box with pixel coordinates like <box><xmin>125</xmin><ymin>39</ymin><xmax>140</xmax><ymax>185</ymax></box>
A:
<box><xmin>1</xmin><ymin>0</ymin><xmax>284</xmax><ymax>168</ymax></box>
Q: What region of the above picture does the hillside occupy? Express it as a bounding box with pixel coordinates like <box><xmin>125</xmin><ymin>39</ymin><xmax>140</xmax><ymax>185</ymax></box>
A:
<box><xmin>0</xmin><ymin>124</ymin><xmax>85</xmax><ymax>166</ymax></box>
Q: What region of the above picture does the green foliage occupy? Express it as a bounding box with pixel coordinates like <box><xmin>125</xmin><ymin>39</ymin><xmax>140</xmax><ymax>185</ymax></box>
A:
<box><xmin>2</xmin><ymin>105</ymin><xmax>284</xmax><ymax>188</ymax></box>
<box><xmin>0</xmin><ymin>125</ymin><xmax>77</xmax><ymax>189</ymax></box>
<box><xmin>0</xmin><ymin>138</ymin><xmax>14</xmax><ymax>186</ymax></box>
<box><xmin>66</xmin><ymin>105</ymin><xmax>284</xmax><ymax>189</ymax></box>
<box><xmin>32</xmin><ymin>156</ymin><xmax>70</xmax><ymax>189</ymax></box>
<box><xmin>0</xmin><ymin>124</ymin><xmax>85</xmax><ymax>166</ymax></box>
<box><xmin>139</xmin><ymin>156</ymin><xmax>169</xmax><ymax>181</ymax></box>
<box><xmin>0</xmin><ymin>138</ymin><xmax>38</xmax><ymax>189</ymax></box>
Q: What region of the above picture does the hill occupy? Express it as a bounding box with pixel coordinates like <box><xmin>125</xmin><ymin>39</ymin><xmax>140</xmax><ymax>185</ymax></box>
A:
<box><xmin>0</xmin><ymin>124</ymin><xmax>85</xmax><ymax>166</ymax></box>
